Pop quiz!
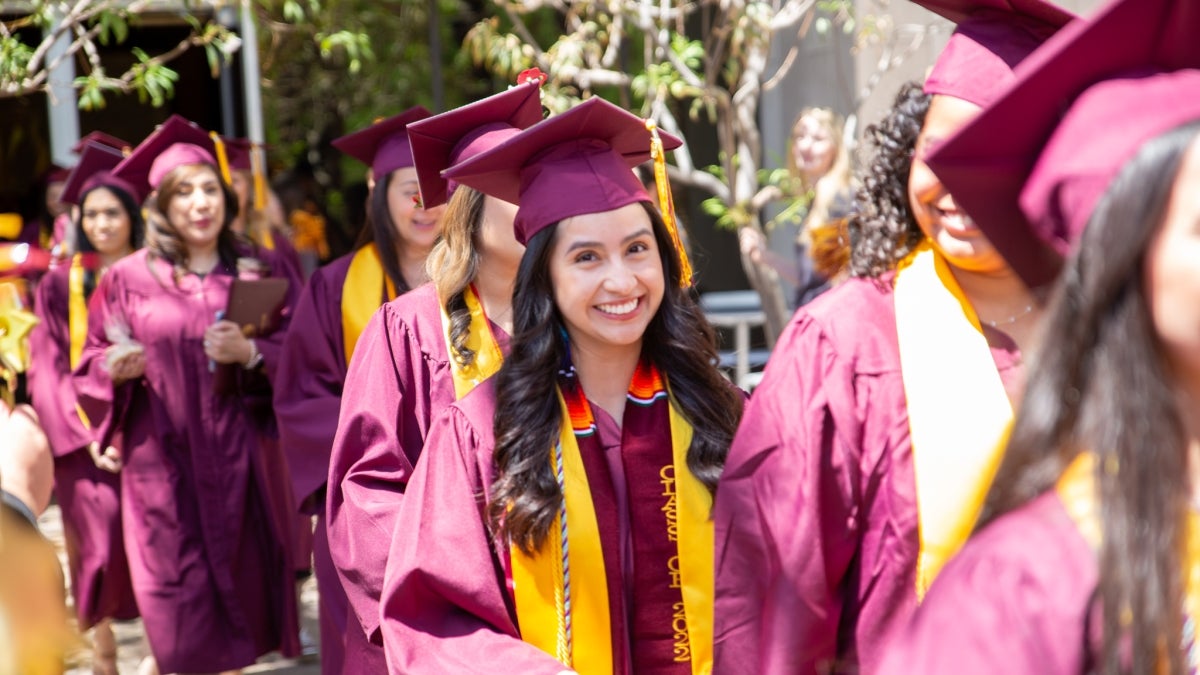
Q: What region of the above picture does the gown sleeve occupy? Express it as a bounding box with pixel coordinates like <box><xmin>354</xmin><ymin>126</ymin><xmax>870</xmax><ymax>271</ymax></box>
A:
<box><xmin>712</xmin><ymin>312</ymin><xmax>865</xmax><ymax>674</ymax></box>
<box><xmin>328</xmin><ymin>297</ymin><xmax>451</xmax><ymax>642</ymax></box>
<box><xmin>378</xmin><ymin>403</ymin><xmax>569</xmax><ymax>675</ymax></box>
<box><xmin>274</xmin><ymin>266</ymin><xmax>344</xmax><ymax>511</ymax></box>
<box><xmin>28</xmin><ymin>270</ymin><xmax>91</xmax><ymax>457</ymax></box>
<box><xmin>875</xmin><ymin>493</ymin><xmax>1097</xmax><ymax>675</ymax></box>
<box><xmin>71</xmin><ymin>268</ymin><xmax>132</xmax><ymax>450</ymax></box>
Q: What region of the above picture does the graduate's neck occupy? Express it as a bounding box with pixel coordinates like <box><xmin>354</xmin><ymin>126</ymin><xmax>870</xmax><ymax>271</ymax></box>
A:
<box><xmin>396</xmin><ymin>242</ymin><xmax>431</xmax><ymax>289</ymax></box>
<box><xmin>97</xmin><ymin>247</ymin><xmax>132</xmax><ymax>272</ymax></box>
<box><xmin>950</xmin><ymin>263</ymin><xmax>1042</xmax><ymax>352</ymax></box>
<box><xmin>572</xmin><ymin>339</ymin><xmax>641</xmax><ymax>427</ymax></box>
<box><xmin>186</xmin><ymin>243</ymin><xmax>220</xmax><ymax>275</ymax></box>
<box><xmin>472</xmin><ymin>256</ymin><xmax>516</xmax><ymax>335</ymax></box>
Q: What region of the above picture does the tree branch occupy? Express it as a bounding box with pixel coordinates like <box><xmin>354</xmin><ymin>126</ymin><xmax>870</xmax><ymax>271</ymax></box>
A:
<box><xmin>667</xmin><ymin>164</ymin><xmax>729</xmax><ymax>200</ymax></box>
<box><xmin>749</xmin><ymin>184</ymin><xmax>783</xmax><ymax>212</ymax></box>
<box><xmin>569</xmin><ymin>66</ymin><xmax>631</xmax><ymax>89</ymax></box>
<box><xmin>600</xmin><ymin>12</ymin><xmax>623</xmax><ymax>69</ymax></box>
<box><xmin>769</xmin><ymin>0</ymin><xmax>816</xmax><ymax>31</ymax></box>
<box><xmin>632</xmin><ymin>0</ymin><xmax>704</xmax><ymax>89</ymax></box>
<box><xmin>502</xmin><ymin>4</ymin><xmax>546</xmax><ymax>59</ymax></box>
<box><xmin>117</xmin><ymin>33</ymin><xmax>199</xmax><ymax>86</ymax></box>
<box><xmin>73</xmin><ymin>21</ymin><xmax>104</xmax><ymax>76</ymax></box>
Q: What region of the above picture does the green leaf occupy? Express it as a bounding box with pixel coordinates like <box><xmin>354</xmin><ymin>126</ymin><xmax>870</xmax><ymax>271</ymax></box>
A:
<box><xmin>701</xmin><ymin>196</ymin><xmax>728</xmax><ymax>218</ymax></box>
<box><xmin>205</xmin><ymin>43</ymin><xmax>220</xmax><ymax>78</ymax></box>
<box><xmin>282</xmin><ymin>0</ymin><xmax>304</xmax><ymax>23</ymax></box>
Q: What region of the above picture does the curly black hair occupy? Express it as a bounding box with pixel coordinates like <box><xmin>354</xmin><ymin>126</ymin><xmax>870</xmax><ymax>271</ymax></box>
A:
<box><xmin>848</xmin><ymin>81</ymin><xmax>931</xmax><ymax>278</ymax></box>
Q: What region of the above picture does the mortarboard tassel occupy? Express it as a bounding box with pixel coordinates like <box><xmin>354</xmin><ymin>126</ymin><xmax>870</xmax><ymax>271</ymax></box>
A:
<box><xmin>251</xmin><ymin>143</ymin><xmax>268</xmax><ymax>212</ymax></box>
<box><xmin>209</xmin><ymin>132</ymin><xmax>233</xmax><ymax>186</ymax></box>
<box><xmin>644</xmin><ymin>119</ymin><xmax>693</xmax><ymax>288</ymax></box>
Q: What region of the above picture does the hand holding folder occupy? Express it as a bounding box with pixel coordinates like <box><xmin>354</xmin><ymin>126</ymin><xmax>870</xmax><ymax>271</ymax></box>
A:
<box><xmin>212</xmin><ymin>277</ymin><xmax>289</xmax><ymax>395</ymax></box>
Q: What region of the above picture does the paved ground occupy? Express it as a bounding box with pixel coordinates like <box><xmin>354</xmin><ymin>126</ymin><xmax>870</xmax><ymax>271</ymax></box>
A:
<box><xmin>39</xmin><ymin>505</ymin><xmax>323</xmax><ymax>674</ymax></box>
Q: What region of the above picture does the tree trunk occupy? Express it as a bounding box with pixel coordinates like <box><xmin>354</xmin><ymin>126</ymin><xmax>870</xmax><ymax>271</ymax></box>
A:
<box><xmin>737</xmin><ymin>223</ymin><xmax>791</xmax><ymax>349</ymax></box>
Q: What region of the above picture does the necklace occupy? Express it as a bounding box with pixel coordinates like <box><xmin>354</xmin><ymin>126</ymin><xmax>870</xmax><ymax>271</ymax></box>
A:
<box><xmin>981</xmin><ymin>304</ymin><xmax>1034</xmax><ymax>329</ymax></box>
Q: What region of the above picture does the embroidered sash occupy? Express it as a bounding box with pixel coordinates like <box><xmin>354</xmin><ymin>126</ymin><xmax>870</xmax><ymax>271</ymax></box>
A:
<box><xmin>510</xmin><ymin>360</ymin><xmax>713</xmax><ymax>674</ymax></box>
<box><xmin>893</xmin><ymin>243</ymin><xmax>1014</xmax><ymax>598</ymax></box>
<box><xmin>341</xmin><ymin>243</ymin><xmax>396</xmax><ymax>365</ymax></box>
<box><xmin>437</xmin><ymin>284</ymin><xmax>504</xmax><ymax>399</ymax></box>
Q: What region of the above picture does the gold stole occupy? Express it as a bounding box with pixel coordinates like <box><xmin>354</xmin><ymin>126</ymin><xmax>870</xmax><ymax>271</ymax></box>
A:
<box><xmin>437</xmin><ymin>285</ymin><xmax>504</xmax><ymax>400</ymax></box>
<box><xmin>509</xmin><ymin>395</ymin><xmax>714</xmax><ymax>674</ymax></box>
<box><xmin>893</xmin><ymin>243</ymin><xmax>1013</xmax><ymax>598</ymax></box>
<box><xmin>257</xmin><ymin>225</ymin><xmax>276</xmax><ymax>251</ymax></box>
<box><xmin>68</xmin><ymin>255</ymin><xmax>92</xmax><ymax>429</ymax></box>
<box><xmin>1057</xmin><ymin>453</ymin><xmax>1200</xmax><ymax>629</ymax></box>
<box><xmin>341</xmin><ymin>243</ymin><xmax>396</xmax><ymax>365</ymax></box>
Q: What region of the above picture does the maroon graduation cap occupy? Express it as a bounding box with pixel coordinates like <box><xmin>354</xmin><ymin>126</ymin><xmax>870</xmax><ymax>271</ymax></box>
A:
<box><xmin>442</xmin><ymin>96</ymin><xmax>682</xmax><ymax>245</ymax></box>
<box><xmin>72</xmin><ymin>131</ymin><xmax>131</xmax><ymax>155</ymax></box>
<box><xmin>45</xmin><ymin>163</ymin><xmax>72</xmax><ymax>184</ymax></box>
<box><xmin>111</xmin><ymin>115</ymin><xmax>218</xmax><ymax>199</ymax></box>
<box><xmin>220</xmin><ymin>137</ymin><xmax>255</xmax><ymax>171</ymax></box>
<box><xmin>332</xmin><ymin>106</ymin><xmax>432</xmax><ymax>179</ymax></box>
<box><xmin>61</xmin><ymin>141</ymin><xmax>140</xmax><ymax>205</ymax></box>
<box><xmin>407</xmin><ymin>81</ymin><xmax>544</xmax><ymax>208</ymax></box>
<box><xmin>916</xmin><ymin>0</ymin><xmax>1075</xmax><ymax>107</ymax></box>
<box><xmin>926</xmin><ymin>0</ymin><xmax>1200</xmax><ymax>288</ymax></box>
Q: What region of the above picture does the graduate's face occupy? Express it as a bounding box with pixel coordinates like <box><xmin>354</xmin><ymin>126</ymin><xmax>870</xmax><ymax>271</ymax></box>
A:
<box><xmin>45</xmin><ymin>180</ymin><xmax>68</xmax><ymax>217</ymax></box>
<box><xmin>386</xmin><ymin>167</ymin><xmax>444</xmax><ymax>254</ymax></box>
<box><xmin>792</xmin><ymin>114</ymin><xmax>836</xmax><ymax>182</ymax></box>
<box><xmin>165</xmin><ymin>164</ymin><xmax>226</xmax><ymax>253</ymax></box>
<box><xmin>1145</xmin><ymin>133</ymin><xmax>1200</xmax><ymax>394</ymax></box>
<box><xmin>80</xmin><ymin>187</ymin><xmax>133</xmax><ymax>257</ymax></box>
<box><xmin>909</xmin><ymin>95</ymin><xmax>1007</xmax><ymax>274</ymax></box>
<box><xmin>549</xmin><ymin>202</ymin><xmax>664</xmax><ymax>358</ymax></box>
<box><xmin>477</xmin><ymin>195</ymin><xmax>523</xmax><ymax>274</ymax></box>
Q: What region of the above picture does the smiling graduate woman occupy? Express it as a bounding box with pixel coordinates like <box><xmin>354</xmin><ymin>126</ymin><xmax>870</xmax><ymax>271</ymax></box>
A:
<box><xmin>28</xmin><ymin>140</ymin><xmax>143</xmax><ymax>675</ymax></box>
<box><xmin>878</xmin><ymin>0</ymin><xmax>1200</xmax><ymax>672</ymax></box>
<box><xmin>73</xmin><ymin>116</ymin><xmax>301</xmax><ymax>675</ymax></box>
<box><xmin>377</xmin><ymin>96</ymin><xmax>744</xmax><ymax>674</ymax></box>
<box><xmin>710</xmin><ymin>1</ymin><xmax>1078</xmax><ymax>672</ymax></box>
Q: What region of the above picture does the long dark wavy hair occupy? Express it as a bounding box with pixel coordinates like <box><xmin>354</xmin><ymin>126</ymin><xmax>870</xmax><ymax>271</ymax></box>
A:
<box><xmin>353</xmin><ymin>171</ymin><xmax>415</xmax><ymax>294</ymax></box>
<box><xmin>488</xmin><ymin>202</ymin><xmax>744</xmax><ymax>554</ymax></box>
<box><xmin>427</xmin><ymin>186</ymin><xmax>485</xmax><ymax>367</ymax></box>
<box><xmin>144</xmin><ymin>163</ymin><xmax>244</xmax><ymax>283</ymax></box>
<box><xmin>74</xmin><ymin>183</ymin><xmax>145</xmax><ymax>299</ymax></box>
<box><xmin>848</xmin><ymin>81</ymin><xmax>930</xmax><ymax>278</ymax></box>
<box><xmin>979</xmin><ymin>121</ymin><xmax>1200</xmax><ymax>675</ymax></box>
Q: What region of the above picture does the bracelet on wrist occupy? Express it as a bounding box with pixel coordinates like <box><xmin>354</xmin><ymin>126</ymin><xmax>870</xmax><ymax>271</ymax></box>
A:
<box><xmin>243</xmin><ymin>338</ymin><xmax>265</xmax><ymax>370</ymax></box>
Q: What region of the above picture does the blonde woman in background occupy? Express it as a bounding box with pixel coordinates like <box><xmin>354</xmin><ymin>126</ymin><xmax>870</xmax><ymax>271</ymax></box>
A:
<box><xmin>740</xmin><ymin>106</ymin><xmax>855</xmax><ymax>308</ymax></box>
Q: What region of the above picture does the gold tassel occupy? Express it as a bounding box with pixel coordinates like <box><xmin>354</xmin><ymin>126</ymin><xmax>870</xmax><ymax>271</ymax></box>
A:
<box><xmin>644</xmin><ymin>119</ymin><xmax>693</xmax><ymax>288</ymax></box>
<box><xmin>209</xmin><ymin>132</ymin><xmax>233</xmax><ymax>186</ymax></box>
<box><xmin>251</xmin><ymin>143</ymin><xmax>268</xmax><ymax>212</ymax></box>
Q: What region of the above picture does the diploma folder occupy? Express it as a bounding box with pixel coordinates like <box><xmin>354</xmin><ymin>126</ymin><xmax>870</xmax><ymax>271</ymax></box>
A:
<box><xmin>225</xmin><ymin>277</ymin><xmax>289</xmax><ymax>338</ymax></box>
<box><xmin>212</xmin><ymin>277</ymin><xmax>289</xmax><ymax>394</ymax></box>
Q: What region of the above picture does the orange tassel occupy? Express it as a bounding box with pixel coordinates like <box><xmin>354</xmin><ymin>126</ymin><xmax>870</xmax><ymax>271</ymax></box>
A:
<box><xmin>644</xmin><ymin>120</ymin><xmax>693</xmax><ymax>288</ymax></box>
<box><xmin>251</xmin><ymin>143</ymin><xmax>268</xmax><ymax>212</ymax></box>
<box><xmin>209</xmin><ymin>132</ymin><xmax>233</xmax><ymax>186</ymax></box>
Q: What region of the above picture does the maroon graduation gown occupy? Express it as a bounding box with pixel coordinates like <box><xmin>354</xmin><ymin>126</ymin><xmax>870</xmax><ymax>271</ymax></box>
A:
<box><xmin>28</xmin><ymin>264</ymin><xmax>137</xmax><ymax>629</ymax></box>
<box><xmin>712</xmin><ymin>277</ymin><xmax>1023</xmax><ymax>675</ymax></box>
<box><xmin>876</xmin><ymin>492</ymin><xmax>1099</xmax><ymax>674</ymax></box>
<box><xmin>276</xmin><ymin>252</ymin><xmax>355</xmax><ymax>515</ymax></box>
<box><xmin>379</xmin><ymin>379</ymin><xmax>643</xmax><ymax>673</ymax></box>
<box><xmin>327</xmin><ymin>283</ymin><xmax>510</xmax><ymax>655</ymax></box>
<box><xmin>274</xmin><ymin>251</ymin><xmax>356</xmax><ymax>673</ymax></box>
<box><xmin>73</xmin><ymin>247</ymin><xmax>300</xmax><ymax>673</ymax></box>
